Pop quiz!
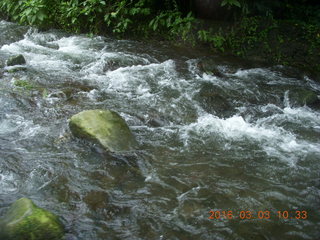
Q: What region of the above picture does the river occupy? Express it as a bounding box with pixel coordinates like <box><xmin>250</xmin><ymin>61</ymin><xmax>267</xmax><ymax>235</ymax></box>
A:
<box><xmin>0</xmin><ymin>20</ymin><xmax>320</xmax><ymax>240</ymax></box>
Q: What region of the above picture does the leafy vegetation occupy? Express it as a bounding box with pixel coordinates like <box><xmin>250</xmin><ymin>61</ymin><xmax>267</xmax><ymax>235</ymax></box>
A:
<box><xmin>0</xmin><ymin>0</ymin><xmax>319</xmax><ymax>74</ymax></box>
<box><xmin>0</xmin><ymin>0</ymin><xmax>195</xmax><ymax>38</ymax></box>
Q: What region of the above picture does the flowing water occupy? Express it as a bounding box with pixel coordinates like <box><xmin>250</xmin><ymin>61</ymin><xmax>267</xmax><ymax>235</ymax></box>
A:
<box><xmin>0</xmin><ymin>20</ymin><xmax>320</xmax><ymax>240</ymax></box>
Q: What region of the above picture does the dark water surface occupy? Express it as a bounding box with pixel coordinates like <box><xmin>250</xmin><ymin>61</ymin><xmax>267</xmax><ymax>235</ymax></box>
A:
<box><xmin>0</xmin><ymin>20</ymin><xmax>320</xmax><ymax>240</ymax></box>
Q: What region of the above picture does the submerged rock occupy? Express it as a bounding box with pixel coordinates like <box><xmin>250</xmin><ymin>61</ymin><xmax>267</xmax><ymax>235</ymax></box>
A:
<box><xmin>198</xmin><ymin>83</ymin><xmax>234</xmax><ymax>118</ymax></box>
<box><xmin>69</xmin><ymin>109</ymin><xmax>137</xmax><ymax>152</ymax></box>
<box><xmin>197</xmin><ymin>58</ymin><xmax>225</xmax><ymax>77</ymax></box>
<box><xmin>289</xmin><ymin>88</ymin><xmax>319</xmax><ymax>107</ymax></box>
<box><xmin>0</xmin><ymin>197</ymin><xmax>64</xmax><ymax>240</ymax></box>
<box><xmin>41</xmin><ymin>42</ymin><xmax>59</xmax><ymax>50</ymax></box>
<box><xmin>6</xmin><ymin>54</ymin><xmax>26</xmax><ymax>66</ymax></box>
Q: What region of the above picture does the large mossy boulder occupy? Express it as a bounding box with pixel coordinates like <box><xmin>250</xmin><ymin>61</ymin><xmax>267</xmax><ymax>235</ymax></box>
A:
<box><xmin>6</xmin><ymin>54</ymin><xmax>26</xmax><ymax>66</ymax></box>
<box><xmin>69</xmin><ymin>109</ymin><xmax>137</xmax><ymax>152</ymax></box>
<box><xmin>0</xmin><ymin>198</ymin><xmax>64</xmax><ymax>240</ymax></box>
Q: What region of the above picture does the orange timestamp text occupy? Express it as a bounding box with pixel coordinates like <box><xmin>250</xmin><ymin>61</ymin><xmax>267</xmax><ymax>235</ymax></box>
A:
<box><xmin>208</xmin><ymin>210</ymin><xmax>308</xmax><ymax>220</ymax></box>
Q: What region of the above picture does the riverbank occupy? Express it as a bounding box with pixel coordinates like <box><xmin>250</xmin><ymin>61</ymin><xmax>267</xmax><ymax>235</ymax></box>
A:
<box><xmin>0</xmin><ymin>1</ymin><xmax>319</xmax><ymax>81</ymax></box>
<box><xmin>192</xmin><ymin>17</ymin><xmax>320</xmax><ymax>81</ymax></box>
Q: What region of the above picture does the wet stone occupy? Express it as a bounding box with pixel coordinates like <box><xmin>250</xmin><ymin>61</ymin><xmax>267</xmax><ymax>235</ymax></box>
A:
<box><xmin>288</xmin><ymin>88</ymin><xmax>320</xmax><ymax>107</ymax></box>
<box><xmin>197</xmin><ymin>59</ymin><xmax>225</xmax><ymax>77</ymax></box>
<box><xmin>69</xmin><ymin>109</ymin><xmax>137</xmax><ymax>152</ymax></box>
<box><xmin>41</xmin><ymin>42</ymin><xmax>59</xmax><ymax>50</ymax></box>
<box><xmin>83</xmin><ymin>190</ymin><xmax>109</xmax><ymax>211</ymax></box>
<box><xmin>6</xmin><ymin>54</ymin><xmax>26</xmax><ymax>66</ymax></box>
<box><xmin>198</xmin><ymin>83</ymin><xmax>234</xmax><ymax>118</ymax></box>
<box><xmin>0</xmin><ymin>198</ymin><xmax>64</xmax><ymax>240</ymax></box>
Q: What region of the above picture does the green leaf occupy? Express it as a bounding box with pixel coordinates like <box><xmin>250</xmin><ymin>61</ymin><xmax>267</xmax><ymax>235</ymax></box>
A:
<box><xmin>233</xmin><ymin>0</ymin><xmax>241</xmax><ymax>8</ymax></box>
<box><xmin>31</xmin><ymin>15</ymin><xmax>37</xmax><ymax>24</ymax></box>
<box><xmin>110</xmin><ymin>11</ymin><xmax>118</xmax><ymax>17</ymax></box>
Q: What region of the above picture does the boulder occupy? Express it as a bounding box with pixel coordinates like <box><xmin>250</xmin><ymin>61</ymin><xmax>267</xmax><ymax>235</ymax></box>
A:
<box><xmin>0</xmin><ymin>198</ymin><xmax>64</xmax><ymax>240</ymax></box>
<box><xmin>69</xmin><ymin>109</ymin><xmax>137</xmax><ymax>152</ymax></box>
<box><xmin>6</xmin><ymin>54</ymin><xmax>26</xmax><ymax>66</ymax></box>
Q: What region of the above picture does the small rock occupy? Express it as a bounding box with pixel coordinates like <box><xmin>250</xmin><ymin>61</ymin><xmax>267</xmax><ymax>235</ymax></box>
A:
<box><xmin>48</xmin><ymin>91</ymin><xmax>67</xmax><ymax>99</ymax></box>
<box><xmin>6</xmin><ymin>54</ymin><xmax>26</xmax><ymax>66</ymax></box>
<box><xmin>0</xmin><ymin>59</ymin><xmax>4</xmax><ymax>68</ymax></box>
<box><xmin>197</xmin><ymin>59</ymin><xmax>225</xmax><ymax>77</ymax></box>
<box><xmin>146</xmin><ymin>118</ymin><xmax>165</xmax><ymax>127</ymax></box>
<box><xmin>42</xmin><ymin>42</ymin><xmax>59</xmax><ymax>50</ymax></box>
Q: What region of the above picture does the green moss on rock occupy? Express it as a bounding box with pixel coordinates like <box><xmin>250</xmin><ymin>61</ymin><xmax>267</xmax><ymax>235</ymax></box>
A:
<box><xmin>6</xmin><ymin>54</ymin><xmax>26</xmax><ymax>66</ymax></box>
<box><xmin>290</xmin><ymin>88</ymin><xmax>319</xmax><ymax>106</ymax></box>
<box><xmin>0</xmin><ymin>198</ymin><xmax>64</xmax><ymax>240</ymax></box>
<box><xmin>69</xmin><ymin>109</ymin><xmax>137</xmax><ymax>152</ymax></box>
<box><xmin>13</xmin><ymin>79</ymin><xmax>35</xmax><ymax>90</ymax></box>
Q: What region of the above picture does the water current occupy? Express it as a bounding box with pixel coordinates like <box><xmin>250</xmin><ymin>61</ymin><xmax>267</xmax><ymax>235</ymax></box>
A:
<box><xmin>0</xmin><ymin>20</ymin><xmax>320</xmax><ymax>239</ymax></box>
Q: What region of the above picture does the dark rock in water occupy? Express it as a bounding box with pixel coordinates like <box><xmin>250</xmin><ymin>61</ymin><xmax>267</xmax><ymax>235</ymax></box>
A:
<box><xmin>197</xmin><ymin>56</ymin><xmax>268</xmax><ymax>77</ymax></box>
<box><xmin>289</xmin><ymin>88</ymin><xmax>319</xmax><ymax>107</ymax></box>
<box><xmin>134</xmin><ymin>113</ymin><xmax>166</xmax><ymax>127</ymax></box>
<box><xmin>62</xmin><ymin>81</ymin><xmax>94</xmax><ymax>93</ymax></box>
<box><xmin>198</xmin><ymin>83</ymin><xmax>234</xmax><ymax>118</ymax></box>
<box><xmin>69</xmin><ymin>109</ymin><xmax>137</xmax><ymax>152</ymax></box>
<box><xmin>48</xmin><ymin>91</ymin><xmax>67</xmax><ymax>99</ymax></box>
<box><xmin>41</xmin><ymin>42</ymin><xmax>59</xmax><ymax>50</ymax></box>
<box><xmin>197</xmin><ymin>59</ymin><xmax>225</xmax><ymax>77</ymax></box>
<box><xmin>146</xmin><ymin>118</ymin><xmax>165</xmax><ymax>127</ymax></box>
<box><xmin>83</xmin><ymin>190</ymin><xmax>109</xmax><ymax>211</ymax></box>
<box><xmin>0</xmin><ymin>198</ymin><xmax>64</xmax><ymax>240</ymax></box>
<box><xmin>6</xmin><ymin>54</ymin><xmax>26</xmax><ymax>66</ymax></box>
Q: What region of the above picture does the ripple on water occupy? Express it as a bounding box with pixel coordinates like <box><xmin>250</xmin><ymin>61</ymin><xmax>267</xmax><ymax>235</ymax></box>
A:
<box><xmin>0</xmin><ymin>172</ymin><xmax>19</xmax><ymax>194</ymax></box>
<box><xmin>0</xmin><ymin>114</ymin><xmax>42</xmax><ymax>139</ymax></box>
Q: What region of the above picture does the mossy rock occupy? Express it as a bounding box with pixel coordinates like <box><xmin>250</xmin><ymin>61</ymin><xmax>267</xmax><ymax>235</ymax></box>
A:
<box><xmin>13</xmin><ymin>79</ymin><xmax>35</xmax><ymax>90</ymax></box>
<box><xmin>289</xmin><ymin>88</ymin><xmax>319</xmax><ymax>107</ymax></box>
<box><xmin>69</xmin><ymin>109</ymin><xmax>137</xmax><ymax>152</ymax></box>
<box><xmin>0</xmin><ymin>198</ymin><xmax>64</xmax><ymax>240</ymax></box>
<box><xmin>6</xmin><ymin>54</ymin><xmax>26</xmax><ymax>66</ymax></box>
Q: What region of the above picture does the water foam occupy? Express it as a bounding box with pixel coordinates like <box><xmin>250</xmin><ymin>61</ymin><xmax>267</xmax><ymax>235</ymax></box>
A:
<box><xmin>97</xmin><ymin>60</ymin><xmax>176</xmax><ymax>94</ymax></box>
<box><xmin>180</xmin><ymin>112</ymin><xmax>320</xmax><ymax>165</ymax></box>
<box><xmin>0</xmin><ymin>114</ymin><xmax>42</xmax><ymax>138</ymax></box>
